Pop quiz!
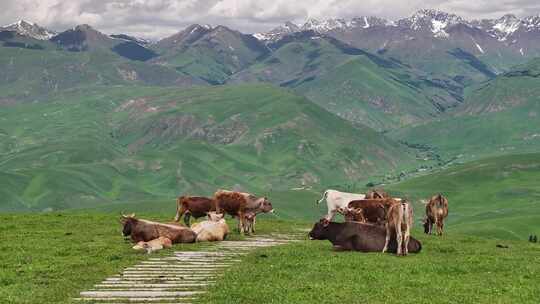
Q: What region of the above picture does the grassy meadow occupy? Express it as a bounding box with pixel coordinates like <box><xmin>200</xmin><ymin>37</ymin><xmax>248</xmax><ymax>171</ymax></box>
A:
<box><xmin>199</xmin><ymin>234</ymin><xmax>540</xmax><ymax>304</ymax></box>
<box><xmin>2</xmin><ymin>212</ymin><xmax>540</xmax><ymax>304</ymax></box>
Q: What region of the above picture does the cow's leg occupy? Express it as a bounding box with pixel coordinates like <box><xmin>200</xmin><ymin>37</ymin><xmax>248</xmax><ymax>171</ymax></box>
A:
<box><xmin>251</xmin><ymin>216</ymin><xmax>256</xmax><ymax>234</ymax></box>
<box><xmin>382</xmin><ymin>223</ymin><xmax>391</xmax><ymax>253</ymax></box>
<box><xmin>183</xmin><ymin>212</ymin><xmax>192</xmax><ymax>227</ymax></box>
<box><xmin>403</xmin><ymin>225</ymin><xmax>410</xmax><ymax>256</ymax></box>
<box><xmin>396</xmin><ymin>225</ymin><xmax>403</xmax><ymax>256</ymax></box>
<box><xmin>438</xmin><ymin>219</ymin><xmax>444</xmax><ymax>236</ymax></box>
<box><xmin>238</xmin><ymin>211</ymin><xmax>246</xmax><ymax>234</ymax></box>
<box><xmin>428</xmin><ymin>219</ymin><xmax>434</xmax><ymax>235</ymax></box>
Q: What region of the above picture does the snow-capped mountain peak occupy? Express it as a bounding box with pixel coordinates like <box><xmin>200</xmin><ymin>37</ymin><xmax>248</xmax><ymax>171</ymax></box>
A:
<box><xmin>490</xmin><ymin>14</ymin><xmax>522</xmax><ymax>41</ymax></box>
<box><xmin>400</xmin><ymin>9</ymin><xmax>465</xmax><ymax>38</ymax></box>
<box><xmin>1</xmin><ymin>19</ymin><xmax>56</xmax><ymax>40</ymax></box>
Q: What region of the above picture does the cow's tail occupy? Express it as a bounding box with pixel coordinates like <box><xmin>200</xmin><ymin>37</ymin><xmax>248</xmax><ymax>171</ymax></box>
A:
<box><xmin>317</xmin><ymin>190</ymin><xmax>328</xmax><ymax>205</ymax></box>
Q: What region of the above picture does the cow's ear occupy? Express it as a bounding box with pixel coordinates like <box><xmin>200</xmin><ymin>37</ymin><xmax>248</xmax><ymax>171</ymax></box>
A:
<box><xmin>322</xmin><ymin>219</ymin><xmax>330</xmax><ymax>227</ymax></box>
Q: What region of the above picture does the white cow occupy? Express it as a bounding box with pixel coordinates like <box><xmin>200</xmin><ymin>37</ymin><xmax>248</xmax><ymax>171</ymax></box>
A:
<box><xmin>316</xmin><ymin>189</ymin><xmax>366</xmax><ymax>221</ymax></box>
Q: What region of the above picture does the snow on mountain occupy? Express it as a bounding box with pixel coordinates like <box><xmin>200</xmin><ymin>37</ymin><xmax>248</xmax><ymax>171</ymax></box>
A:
<box><xmin>399</xmin><ymin>9</ymin><xmax>465</xmax><ymax>38</ymax></box>
<box><xmin>1</xmin><ymin>20</ymin><xmax>56</xmax><ymax>40</ymax></box>
<box><xmin>253</xmin><ymin>9</ymin><xmax>540</xmax><ymax>44</ymax></box>
<box><xmin>490</xmin><ymin>14</ymin><xmax>522</xmax><ymax>41</ymax></box>
<box><xmin>253</xmin><ymin>21</ymin><xmax>299</xmax><ymax>41</ymax></box>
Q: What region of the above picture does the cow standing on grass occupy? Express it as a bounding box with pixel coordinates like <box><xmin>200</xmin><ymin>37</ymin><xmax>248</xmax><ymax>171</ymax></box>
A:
<box><xmin>214</xmin><ymin>190</ymin><xmax>273</xmax><ymax>234</ymax></box>
<box><xmin>423</xmin><ymin>194</ymin><xmax>449</xmax><ymax>235</ymax></box>
<box><xmin>316</xmin><ymin>189</ymin><xmax>366</xmax><ymax>221</ymax></box>
<box><xmin>382</xmin><ymin>200</ymin><xmax>414</xmax><ymax>256</ymax></box>
<box><xmin>174</xmin><ymin>196</ymin><xmax>216</xmax><ymax>227</ymax></box>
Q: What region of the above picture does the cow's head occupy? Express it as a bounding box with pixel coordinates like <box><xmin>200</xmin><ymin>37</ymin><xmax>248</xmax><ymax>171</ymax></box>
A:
<box><xmin>259</xmin><ymin>197</ymin><xmax>274</xmax><ymax>213</ymax></box>
<box><xmin>207</xmin><ymin>211</ymin><xmax>224</xmax><ymax>222</ymax></box>
<box><xmin>309</xmin><ymin>218</ymin><xmax>330</xmax><ymax>240</ymax></box>
<box><xmin>337</xmin><ymin>207</ymin><xmax>364</xmax><ymax>222</ymax></box>
<box><xmin>120</xmin><ymin>213</ymin><xmax>136</xmax><ymax>237</ymax></box>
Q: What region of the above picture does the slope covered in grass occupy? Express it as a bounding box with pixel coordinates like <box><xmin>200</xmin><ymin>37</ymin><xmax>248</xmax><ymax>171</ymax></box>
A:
<box><xmin>392</xmin><ymin>58</ymin><xmax>540</xmax><ymax>160</ymax></box>
<box><xmin>231</xmin><ymin>33</ymin><xmax>463</xmax><ymax>131</ymax></box>
<box><xmin>0</xmin><ymin>84</ymin><xmax>416</xmax><ymax>212</ymax></box>
<box><xmin>387</xmin><ymin>153</ymin><xmax>540</xmax><ymax>240</ymax></box>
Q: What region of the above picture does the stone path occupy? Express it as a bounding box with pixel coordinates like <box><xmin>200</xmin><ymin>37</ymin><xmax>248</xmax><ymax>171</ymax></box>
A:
<box><xmin>74</xmin><ymin>236</ymin><xmax>297</xmax><ymax>304</ymax></box>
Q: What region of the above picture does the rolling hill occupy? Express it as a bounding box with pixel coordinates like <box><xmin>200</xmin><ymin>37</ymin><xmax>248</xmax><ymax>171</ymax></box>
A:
<box><xmin>0</xmin><ymin>84</ymin><xmax>417</xmax><ymax>212</ymax></box>
<box><xmin>391</xmin><ymin>57</ymin><xmax>540</xmax><ymax>160</ymax></box>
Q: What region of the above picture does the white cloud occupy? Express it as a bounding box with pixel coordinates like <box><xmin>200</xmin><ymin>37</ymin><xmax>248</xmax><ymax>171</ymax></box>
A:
<box><xmin>1</xmin><ymin>0</ymin><xmax>539</xmax><ymax>39</ymax></box>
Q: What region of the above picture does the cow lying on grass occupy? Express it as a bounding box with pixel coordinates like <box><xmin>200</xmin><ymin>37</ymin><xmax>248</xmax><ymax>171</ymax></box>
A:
<box><xmin>174</xmin><ymin>196</ymin><xmax>216</xmax><ymax>227</ymax></box>
<box><xmin>308</xmin><ymin>219</ymin><xmax>422</xmax><ymax>254</ymax></box>
<box><xmin>191</xmin><ymin>212</ymin><xmax>229</xmax><ymax>242</ymax></box>
<box><xmin>121</xmin><ymin>214</ymin><xmax>196</xmax><ymax>244</ymax></box>
<box><xmin>132</xmin><ymin>236</ymin><xmax>172</xmax><ymax>254</ymax></box>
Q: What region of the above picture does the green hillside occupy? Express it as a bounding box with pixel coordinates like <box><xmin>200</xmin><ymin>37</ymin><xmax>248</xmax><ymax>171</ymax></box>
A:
<box><xmin>152</xmin><ymin>25</ymin><xmax>268</xmax><ymax>84</ymax></box>
<box><xmin>295</xmin><ymin>56</ymin><xmax>461</xmax><ymax>131</ymax></box>
<box><xmin>387</xmin><ymin>153</ymin><xmax>540</xmax><ymax>240</ymax></box>
<box><xmin>231</xmin><ymin>33</ymin><xmax>463</xmax><ymax>131</ymax></box>
<box><xmin>392</xmin><ymin>58</ymin><xmax>540</xmax><ymax>160</ymax></box>
<box><xmin>0</xmin><ymin>84</ymin><xmax>417</xmax><ymax>212</ymax></box>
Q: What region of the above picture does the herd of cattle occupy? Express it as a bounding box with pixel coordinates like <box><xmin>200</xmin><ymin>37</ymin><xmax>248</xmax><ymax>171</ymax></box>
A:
<box><xmin>311</xmin><ymin>189</ymin><xmax>449</xmax><ymax>255</ymax></box>
<box><xmin>120</xmin><ymin>188</ymin><xmax>449</xmax><ymax>256</ymax></box>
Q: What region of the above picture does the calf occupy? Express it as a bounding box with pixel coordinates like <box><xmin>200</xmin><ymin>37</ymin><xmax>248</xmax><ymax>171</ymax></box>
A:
<box><xmin>336</xmin><ymin>207</ymin><xmax>366</xmax><ymax>222</ymax></box>
<box><xmin>347</xmin><ymin>198</ymin><xmax>400</xmax><ymax>225</ymax></box>
<box><xmin>214</xmin><ymin>190</ymin><xmax>273</xmax><ymax>234</ymax></box>
<box><xmin>316</xmin><ymin>189</ymin><xmax>366</xmax><ymax>221</ymax></box>
<box><xmin>308</xmin><ymin>219</ymin><xmax>421</xmax><ymax>253</ymax></box>
<box><xmin>243</xmin><ymin>211</ymin><xmax>257</xmax><ymax>234</ymax></box>
<box><xmin>383</xmin><ymin>201</ymin><xmax>414</xmax><ymax>256</ymax></box>
<box><xmin>191</xmin><ymin>212</ymin><xmax>229</xmax><ymax>242</ymax></box>
<box><xmin>121</xmin><ymin>214</ymin><xmax>196</xmax><ymax>244</ymax></box>
<box><xmin>424</xmin><ymin>193</ymin><xmax>449</xmax><ymax>235</ymax></box>
<box><xmin>174</xmin><ymin>196</ymin><xmax>216</xmax><ymax>227</ymax></box>
<box><xmin>132</xmin><ymin>237</ymin><xmax>173</xmax><ymax>254</ymax></box>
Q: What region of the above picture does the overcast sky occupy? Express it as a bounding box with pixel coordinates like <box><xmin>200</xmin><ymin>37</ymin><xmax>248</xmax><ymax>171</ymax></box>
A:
<box><xmin>1</xmin><ymin>0</ymin><xmax>540</xmax><ymax>39</ymax></box>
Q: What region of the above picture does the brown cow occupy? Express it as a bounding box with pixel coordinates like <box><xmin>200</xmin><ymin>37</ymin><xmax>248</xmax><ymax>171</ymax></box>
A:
<box><xmin>214</xmin><ymin>190</ymin><xmax>273</xmax><ymax>234</ymax></box>
<box><xmin>347</xmin><ymin>198</ymin><xmax>400</xmax><ymax>225</ymax></box>
<box><xmin>174</xmin><ymin>196</ymin><xmax>216</xmax><ymax>227</ymax></box>
<box><xmin>308</xmin><ymin>219</ymin><xmax>422</xmax><ymax>253</ymax></box>
<box><xmin>382</xmin><ymin>200</ymin><xmax>414</xmax><ymax>256</ymax></box>
<box><xmin>121</xmin><ymin>214</ymin><xmax>196</xmax><ymax>243</ymax></box>
<box><xmin>424</xmin><ymin>193</ymin><xmax>449</xmax><ymax>235</ymax></box>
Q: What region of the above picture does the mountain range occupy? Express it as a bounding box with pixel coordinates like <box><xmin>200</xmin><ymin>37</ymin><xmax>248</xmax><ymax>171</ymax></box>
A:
<box><xmin>2</xmin><ymin>9</ymin><xmax>540</xmax><ymax>210</ymax></box>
